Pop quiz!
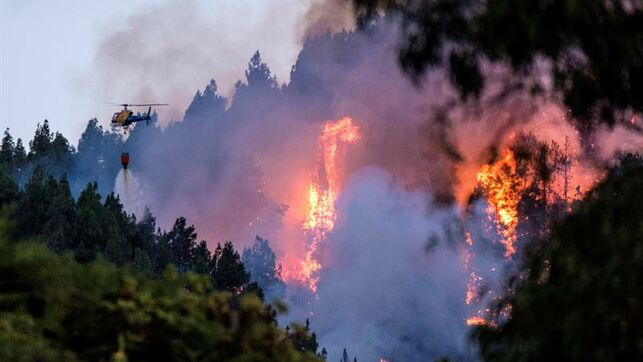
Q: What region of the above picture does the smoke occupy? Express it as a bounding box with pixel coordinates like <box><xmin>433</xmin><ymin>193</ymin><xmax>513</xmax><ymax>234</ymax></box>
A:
<box><xmin>90</xmin><ymin>6</ymin><xmax>643</xmax><ymax>361</ymax></box>
<box><xmin>296</xmin><ymin>0</ymin><xmax>355</xmax><ymax>43</ymax></box>
<box><xmin>299</xmin><ymin>168</ymin><xmax>472</xmax><ymax>361</ymax></box>
<box><xmin>114</xmin><ymin>169</ymin><xmax>147</xmax><ymax>217</ymax></box>
<box><xmin>89</xmin><ymin>0</ymin><xmax>316</xmax><ymax>127</ymax></box>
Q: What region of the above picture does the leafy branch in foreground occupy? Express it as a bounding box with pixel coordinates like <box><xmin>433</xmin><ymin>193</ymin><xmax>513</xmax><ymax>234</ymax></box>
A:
<box><xmin>0</xmin><ymin>215</ymin><xmax>322</xmax><ymax>362</ymax></box>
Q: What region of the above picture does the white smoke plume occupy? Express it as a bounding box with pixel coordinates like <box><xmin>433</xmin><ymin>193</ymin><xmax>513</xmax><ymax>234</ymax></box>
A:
<box><xmin>300</xmin><ymin>168</ymin><xmax>472</xmax><ymax>361</ymax></box>
<box><xmin>89</xmin><ymin>0</ymin><xmax>319</xmax><ymax>127</ymax></box>
<box><xmin>114</xmin><ymin>169</ymin><xmax>148</xmax><ymax>217</ymax></box>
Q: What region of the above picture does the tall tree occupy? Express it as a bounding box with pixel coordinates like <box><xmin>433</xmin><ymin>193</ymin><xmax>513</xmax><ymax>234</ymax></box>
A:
<box><xmin>42</xmin><ymin>174</ymin><xmax>75</xmax><ymax>252</ymax></box>
<box><xmin>74</xmin><ymin>182</ymin><xmax>107</xmax><ymax>262</ymax></box>
<box><xmin>161</xmin><ymin>217</ymin><xmax>199</xmax><ymax>274</ymax></box>
<box><xmin>0</xmin><ymin>129</ymin><xmax>14</xmax><ymax>170</ymax></box>
<box><xmin>0</xmin><ymin>219</ymin><xmax>322</xmax><ymax>362</ymax></box>
<box><xmin>28</xmin><ymin>120</ymin><xmax>53</xmax><ymax>160</ymax></box>
<box><xmin>231</xmin><ymin>51</ymin><xmax>281</xmax><ymax>116</ymax></box>
<box><xmin>184</xmin><ymin>79</ymin><xmax>227</xmax><ymax>123</ymax></box>
<box><xmin>14</xmin><ymin>166</ymin><xmax>51</xmax><ymax>238</ymax></box>
<box><xmin>287</xmin><ymin>319</ymin><xmax>320</xmax><ymax>355</ymax></box>
<box><xmin>50</xmin><ymin>132</ymin><xmax>73</xmax><ymax>173</ymax></box>
<box><xmin>0</xmin><ymin>167</ymin><xmax>18</xmax><ymax>207</ymax></box>
<box><xmin>191</xmin><ymin>240</ymin><xmax>212</xmax><ymax>275</ymax></box>
<box><xmin>13</xmin><ymin>139</ymin><xmax>27</xmax><ymax>174</ymax></box>
<box><xmin>242</xmin><ymin>235</ymin><xmax>286</xmax><ymax>300</ymax></box>
<box><xmin>244</xmin><ymin>50</ymin><xmax>279</xmax><ymax>89</ymax></box>
<box><xmin>212</xmin><ymin>241</ymin><xmax>250</xmax><ymax>293</ymax></box>
<box><xmin>73</xmin><ymin>119</ymin><xmax>122</xmax><ymax>196</ymax></box>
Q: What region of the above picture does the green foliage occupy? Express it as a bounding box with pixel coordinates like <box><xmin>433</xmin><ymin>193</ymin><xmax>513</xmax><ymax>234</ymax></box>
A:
<box><xmin>0</xmin><ymin>128</ymin><xmax>15</xmax><ymax>170</ymax></box>
<box><xmin>287</xmin><ymin>319</ymin><xmax>319</xmax><ymax>355</ymax></box>
<box><xmin>184</xmin><ymin>79</ymin><xmax>226</xmax><ymax>123</ymax></box>
<box><xmin>13</xmin><ymin>139</ymin><xmax>27</xmax><ymax>176</ymax></box>
<box><xmin>212</xmin><ymin>241</ymin><xmax>250</xmax><ymax>293</ymax></box>
<box><xmin>191</xmin><ymin>240</ymin><xmax>212</xmax><ymax>275</ymax></box>
<box><xmin>5</xmin><ymin>165</ymin><xmax>271</xmax><ymax>302</ymax></box>
<box><xmin>241</xmin><ymin>51</ymin><xmax>279</xmax><ymax>89</ymax></box>
<box><xmin>74</xmin><ymin>182</ymin><xmax>108</xmax><ymax>262</ymax></box>
<box><xmin>28</xmin><ymin>120</ymin><xmax>53</xmax><ymax>160</ymax></box>
<box><xmin>0</xmin><ymin>167</ymin><xmax>18</xmax><ymax>207</ymax></box>
<box><xmin>72</xmin><ymin>118</ymin><xmax>123</xmax><ymax>196</ymax></box>
<box><xmin>0</xmin><ymin>216</ymin><xmax>322</xmax><ymax>362</ymax></box>
<box><xmin>243</xmin><ymin>236</ymin><xmax>287</xmax><ymax>300</ymax></box>
<box><xmin>161</xmin><ymin>217</ymin><xmax>199</xmax><ymax>274</ymax></box>
<box><xmin>473</xmin><ymin>157</ymin><xmax>643</xmax><ymax>361</ymax></box>
<box><xmin>14</xmin><ymin>166</ymin><xmax>51</xmax><ymax>237</ymax></box>
<box><xmin>42</xmin><ymin>175</ymin><xmax>75</xmax><ymax>252</ymax></box>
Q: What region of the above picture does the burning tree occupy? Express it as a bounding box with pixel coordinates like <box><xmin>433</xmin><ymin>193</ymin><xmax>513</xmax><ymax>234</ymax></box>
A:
<box><xmin>296</xmin><ymin>117</ymin><xmax>361</xmax><ymax>292</ymax></box>
<box><xmin>464</xmin><ymin>133</ymin><xmax>579</xmax><ymax>325</ymax></box>
<box><xmin>472</xmin><ymin>134</ymin><xmax>576</xmax><ymax>258</ymax></box>
<box><xmin>473</xmin><ymin>155</ymin><xmax>643</xmax><ymax>362</ymax></box>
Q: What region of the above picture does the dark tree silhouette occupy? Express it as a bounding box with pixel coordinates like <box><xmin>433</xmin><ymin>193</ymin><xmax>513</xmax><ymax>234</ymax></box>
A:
<box><xmin>28</xmin><ymin>120</ymin><xmax>53</xmax><ymax>160</ymax></box>
<box><xmin>0</xmin><ymin>129</ymin><xmax>14</xmax><ymax>169</ymax></box>
<box><xmin>0</xmin><ymin>218</ymin><xmax>322</xmax><ymax>362</ymax></box>
<box><xmin>211</xmin><ymin>241</ymin><xmax>250</xmax><ymax>293</ymax></box>
<box><xmin>242</xmin><ymin>235</ymin><xmax>287</xmax><ymax>300</ymax></box>
<box><xmin>184</xmin><ymin>79</ymin><xmax>226</xmax><ymax>123</ymax></box>
<box><xmin>352</xmin><ymin>0</ymin><xmax>643</xmax><ymax>128</ymax></box>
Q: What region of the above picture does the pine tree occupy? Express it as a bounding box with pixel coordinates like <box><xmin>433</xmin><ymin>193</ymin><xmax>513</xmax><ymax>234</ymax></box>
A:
<box><xmin>74</xmin><ymin>118</ymin><xmax>123</xmax><ymax>196</ymax></box>
<box><xmin>14</xmin><ymin>166</ymin><xmax>51</xmax><ymax>238</ymax></box>
<box><xmin>104</xmin><ymin>231</ymin><xmax>130</xmax><ymax>266</ymax></box>
<box><xmin>132</xmin><ymin>247</ymin><xmax>153</xmax><ymax>277</ymax></box>
<box><xmin>13</xmin><ymin>139</ymin><xmax>27</xmax><ymax>171</ymax></box>
<box><xmin>74</xmin><ymin>182</ymin><xmax>106</xmax><ymax>262</ymax></box>
<box><xmin>340</xmin><ymin>349</ymin><xmax>349</xmax><ymax>362</ymax></box>
<box><xmin>50</xmin><ymin>131</ymin><xmax>73</xmax><ymax>171</ymax></box>
<box><xmin>105</xmin><ymin>193</ymin><xmax>140</xmax><ymax>259</ymax></box>
<box><xmin>29</xmin><ymin>120</ymin><xmax>53</xmax><ymax>160</ymax></box>
<box><xmin>184</xmin><ymin>79</ymin><xmax>227</xmax><ymax>122</ymax></box>
<box><xmin>191</xmin><ymin>240</ymin><xmax>212</xmax><ymax>275</ymax></box>
<box><xmin>43</xmin><ymin>174</ymin><xmax>75</xmax><ymax>252</ymax></box>
<box><xmin>0</xmin><ymin>167</ymin><xmax>18</xmax><ymax>206</ymax></box>
<box><xmin>163</xmin><ymin>217</ymin><xmax>198</xmax><ymax>274</ymax></box>
<box><xmin>0</xmin><ymin>128</ymin><xmax>15</xmax><ymax>170</ymax></box>
<box><xmin>212</xmin><ymin>241</ymin><xmax>249</xmax><ymax>293</ymax></box>
<box><xmin>287</xmin><ymin>318</ymin><xmax>319</xmax><ymax>354</ymax></box>
<box><xmin>135</xmin><ymin>206</ymin><xmax>157</xmax><ymax>257</ymax></box>
<box><xmin>242</xmin><ymin>235</ymin><xmax>286</xmax><ymax>299</ymax></box>
<box><xmin>231</xmin><ymin>51</ymin><xmax>281</xmax><ymax>116</ymax></box>
<box><xmin>244</xmin><ymin>51</ymin><xmax>278</xmax><ymax>89</ymax></box>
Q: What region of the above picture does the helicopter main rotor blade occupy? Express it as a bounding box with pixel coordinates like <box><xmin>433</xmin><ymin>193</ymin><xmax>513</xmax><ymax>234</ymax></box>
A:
<box><xmin>126</xmin><ymin>103</ymin><xmax>169</xmax><ymax>107</ymax></box>
<box><xmin>102</xmin><ymin>102</ymin><xmax>169</xmax><ymax>107</ymax></box>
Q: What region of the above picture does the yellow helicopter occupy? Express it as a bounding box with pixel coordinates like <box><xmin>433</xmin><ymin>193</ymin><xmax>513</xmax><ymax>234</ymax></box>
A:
<box><xmin>108</xmin><ymin>103</ymin><xmax>168</xmax><ymax>131</ymax></box>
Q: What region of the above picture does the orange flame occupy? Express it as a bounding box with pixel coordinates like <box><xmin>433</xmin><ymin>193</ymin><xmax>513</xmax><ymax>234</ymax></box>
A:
<box><xmin>476</xmin><ymin>149</ymin><xmax>525</xmax><ymax>258</ymax></box>
<box><xmin>298</xmin><ymin>117</ymin><xmax>361</xmax><ymax>292</ymax></box>
<box><xmin>464</xmin><ymin>149</ymin><xmax>524</xmax><ymax>326</ymax></box>
<box><xmin>466</xmin><ymin>316</ymin><xmax>487</xmax><ymax>326</ymax></box>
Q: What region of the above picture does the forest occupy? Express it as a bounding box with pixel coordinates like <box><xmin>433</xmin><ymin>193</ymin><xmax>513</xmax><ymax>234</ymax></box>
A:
<box><xmin>2</xmin><ymin>0</ymin><xmax>643</xmax><ymax>361</ymax></box>
<box><xmin>0</xmin><ymin>123</ymin><xmax>324</xmax><ymax>360</ymax></box>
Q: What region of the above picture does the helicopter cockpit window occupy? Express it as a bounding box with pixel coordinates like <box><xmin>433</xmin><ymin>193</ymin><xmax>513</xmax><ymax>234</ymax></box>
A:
<box><xmin>112</xmin><ymin>113</ymin><xmax>119</xmax><ymax>122</ymax></box>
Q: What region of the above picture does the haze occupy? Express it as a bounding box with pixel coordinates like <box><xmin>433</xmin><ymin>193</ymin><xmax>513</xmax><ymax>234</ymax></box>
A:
<box><xmin>0</xmin><ymin>0</ymin><xmax>349</xmax><ymax>144</ymax></box>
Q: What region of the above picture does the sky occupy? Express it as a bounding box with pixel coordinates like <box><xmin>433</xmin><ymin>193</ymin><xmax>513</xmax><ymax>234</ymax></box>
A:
<box><xmin>0</xmin><ymin>0</ymin><xmax>336</xmax><ymax>147</ymax></box>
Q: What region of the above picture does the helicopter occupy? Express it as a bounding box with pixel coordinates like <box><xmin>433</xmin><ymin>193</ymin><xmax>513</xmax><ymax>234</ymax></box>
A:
<box><xmin>108</xmin><ymin>103</ymin><xmax>168</xmax><ymax>131</ymax></box>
